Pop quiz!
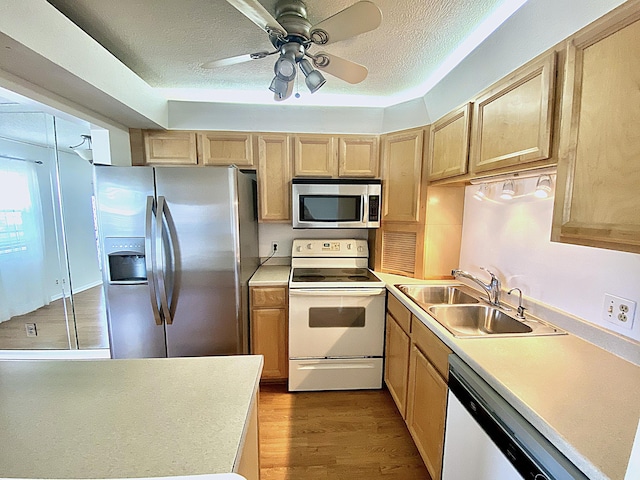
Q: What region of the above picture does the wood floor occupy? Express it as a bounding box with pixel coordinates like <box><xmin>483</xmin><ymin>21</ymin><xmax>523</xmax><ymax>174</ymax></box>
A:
<box><xmin>0</xmin><ymin>285</ymin><xmax>108</xmax><ymax>350</ymax></box>
<box><xmin>258</xmin><ymin>384</ymin><xmax>431</xmax><ymax>480</ymax></box>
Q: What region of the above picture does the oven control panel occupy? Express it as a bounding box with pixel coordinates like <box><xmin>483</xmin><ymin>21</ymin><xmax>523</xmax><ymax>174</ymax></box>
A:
<box><xmin>321</xmin><ymin>242</ymin><xmax>341</xmax><ymax>251</ymax></box>
<box><xmin>292</xmin><ymin>239</ymin><xmax>368</xmax><ymax>257</ymax></box>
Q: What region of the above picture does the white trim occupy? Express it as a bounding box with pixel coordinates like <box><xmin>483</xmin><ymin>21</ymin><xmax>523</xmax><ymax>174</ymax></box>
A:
<box><xmin>0</xmin><ymin>349</ymin><xmax>110</xmax><ymax>360</ymax></box>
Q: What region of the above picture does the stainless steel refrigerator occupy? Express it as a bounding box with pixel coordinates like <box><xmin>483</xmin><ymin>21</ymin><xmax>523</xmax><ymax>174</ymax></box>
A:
<box><xmin>94</xmin><ymin>165</ymin><xmax>259</xmax><ymax>358</ymax></box>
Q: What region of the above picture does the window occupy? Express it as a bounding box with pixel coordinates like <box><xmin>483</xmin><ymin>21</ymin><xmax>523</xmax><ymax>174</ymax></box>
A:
<box><xmin>0</xmin><ymin>166</ymin><xmax>33</xmax><ymax>255</ymax></box>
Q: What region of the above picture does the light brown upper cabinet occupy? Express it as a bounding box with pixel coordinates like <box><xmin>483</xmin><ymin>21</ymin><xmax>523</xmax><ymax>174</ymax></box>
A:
<box><xmin>428</xmin><ymin>103</ymin><xmax>472</xmax><ymax>181</ymax></box>
<box><xmin>257</xmin><ymin>134</ymin><xmax>292</xmax><ymax>223</ymax></box>
<box><xmin>143</xmin><ymin>130</ymin><xmax>198</xmax><ymax>165</ymax></box>
<box><xmin>198</xmin><ymin>132</ymin><xmax>254</xmax><ymax>167</ymax></box>
<box><xmin>381</xmin><ymin>128</ymin><xmax>426</xmax><ymax>223</ymax></box>
<box><xmin>552</xmin><ymin>4</ymin><xmax>640</xmax><ymax>254</ymax></box>
<box><xmin>339</xmin><ymin>136</ymin><xmax>379</xmax><ymax>177</ymax></box>
<box><xmin>293</xmin><ymin>134</ymin><xmax>380</xmax><ymax>178</ymax></box>
<box><xmin>469</xmin><ymin>52</ymin><xmax>556</xmax><ymax>174</ymax></box>
<box><xmin>293</xmin><ymin>135</ymin><xmax>337</xmax><ymax>177</ymax></box>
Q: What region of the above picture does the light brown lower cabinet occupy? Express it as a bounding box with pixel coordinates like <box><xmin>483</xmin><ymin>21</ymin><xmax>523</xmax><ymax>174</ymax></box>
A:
<box><xmin>250</xmin><ymin>286</ymin><xmax>288</xmax><ymax>381</ymax></box>
<box><xmin>406</xmin><ymin>344</ymin><xmax>449</xmax><ymax>480</ymax></box>
<box><xmin>384</xmin><ymin>313</ymin><xmax>411</xmax><ymax>419</ymax></box>
<box><xmin>385</xmin><ymin>292</ymin><xmax>452</xmax><ymax>480</ymax></box>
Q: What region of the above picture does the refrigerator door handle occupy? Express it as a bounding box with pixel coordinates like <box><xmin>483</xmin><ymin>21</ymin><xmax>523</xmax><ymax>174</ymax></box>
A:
<box><xmin>156</xmin><ymin>196</ymin><xmax>174</xmax><ymax>325</ymax></box>
<box><xmin>145</xmin><ymin>196</ymin><xmax>163</xmax><ymax>326</ymax></box>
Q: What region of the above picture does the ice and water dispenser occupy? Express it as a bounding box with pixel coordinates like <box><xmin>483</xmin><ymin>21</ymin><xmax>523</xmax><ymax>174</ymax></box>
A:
<box><xmin>104</xmin><ymin>237</ymin><xmax>147</xmax><ymax>283</ymax></box>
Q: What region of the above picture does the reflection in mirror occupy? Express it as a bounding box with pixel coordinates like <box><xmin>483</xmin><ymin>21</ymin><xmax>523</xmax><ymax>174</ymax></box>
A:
<box><xmin>0</xmin><ymin>104</ymin><xmax>108</xmax><ymax>351</ymax></box>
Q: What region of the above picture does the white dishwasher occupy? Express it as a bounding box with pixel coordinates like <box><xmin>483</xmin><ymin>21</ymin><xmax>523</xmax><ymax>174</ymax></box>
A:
<box><xmin>443</xmin><ymin>355</ymin><xmax>589</xmax><ymax>480</ymax></box>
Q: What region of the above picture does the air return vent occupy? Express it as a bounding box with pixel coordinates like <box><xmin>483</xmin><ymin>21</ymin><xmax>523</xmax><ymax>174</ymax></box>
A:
<box><xmin>381</xmin><ymin>230</ymin><xmax>417</xmax><ymax>276</ymax></box>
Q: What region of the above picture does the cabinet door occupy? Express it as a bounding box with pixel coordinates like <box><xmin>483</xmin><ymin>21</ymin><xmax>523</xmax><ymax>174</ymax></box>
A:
<box><xmin>381</xmin><ymin>128</ymin><xmax>425</xmax><ymax>223</ymax></box>
<box><xmin>294</xmin><ymin>135</ymin><xmax>337</xmax><ymax>177</ymax></box>
<box><xmin>384</xmin><ymin>314</ymin><xmax>411</xmax><ymax>419</ymax></box>
<box><xmin>338</xmin><ymin>136</ymin><xmax>380</xmax><ymax>177</ymax></box>
<box><xmin>143</xmin><ymin>131</ymin><xmax>197</xmax><ymax>165</ymax></box>
<box><xmin>251</xmin><ymin>307</ymin><xmax>288</xmax><ymax>380</ymax></box>
<box><xmin>553</xmin><ymin>8</ymin><xmax>640</xmax><ymax>254</ymax></box>
<box><xmin>407</xmin><ymin>345</ymin><xmax>448</xmax><ymax>480</ymax></box>
<box><xmin>257</xmin><ymin>134</ymin><xmax>292</xmax><ymax>223</ymax></box>
<box><xmin>428</xmin><ymin>103</ymin><xmax>472</xmax><ymax>181</ymax></box>
<box><xmin>198</xmin><ymin>132</ymin><xmax>254</xmax><ymax>167</ymax></box>
<box><xmin>469</xmin><ymin>52</ymin><xmax>556</xmax><ymax>174</ymax></box>
<box><xmin>251</xmin><ymin>286</ymin><xmax>287</xmax><ymax>308</ymax></box>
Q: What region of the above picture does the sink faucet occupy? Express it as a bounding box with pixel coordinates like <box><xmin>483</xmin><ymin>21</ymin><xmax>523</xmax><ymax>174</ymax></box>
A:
<box><xmin>451</xmin><ymin>267</ymin><xmax>503</xmax><ymax>307</ymax></box>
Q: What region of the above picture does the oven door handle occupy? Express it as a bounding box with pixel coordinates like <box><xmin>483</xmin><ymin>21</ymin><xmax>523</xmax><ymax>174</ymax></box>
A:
<box><xmin>289</xmin><ymin>288</ymin><xmax>385</xmax><ymax>296</ymax></box>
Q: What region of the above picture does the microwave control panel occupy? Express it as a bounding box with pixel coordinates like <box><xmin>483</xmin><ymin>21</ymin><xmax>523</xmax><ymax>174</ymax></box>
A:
<box><xmin>368</xmin><ymin>195</ymin><xmax>380</xmax><ymax>222</ymax></box>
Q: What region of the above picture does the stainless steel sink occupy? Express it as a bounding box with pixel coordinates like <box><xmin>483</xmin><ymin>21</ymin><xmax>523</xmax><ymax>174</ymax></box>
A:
<box><xmin>428</xmin><ymin>305</ymin><xmax>532</xmax><ymax>336</ymax></box>
<box><xmin>395</xmin><ymin>283</ymin><xmax>565</xmax><ymax>338</ymax></box>
<box><xmin>396</xmin><ymin>284</ymin><xmax>480</xmax><ymax>307</ymax></box>
<box><xmin>427</xmin><ymin>305</ymin><xmax>564</xmax><ymax>338</ymax></box>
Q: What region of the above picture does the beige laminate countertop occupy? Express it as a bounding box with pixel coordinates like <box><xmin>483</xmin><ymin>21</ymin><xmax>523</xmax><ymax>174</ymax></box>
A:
<box><xmin>375</xmin><ymin>272</ymin><xmax>640</xmax><ymax>480</ymax></box>
<box><xmin>0</xmin><ymin>355</ymin><xmax>263</xmax><ymax>479</ymax></box>
<box><xmin>248</xmin><ymin>265</ymin><xmax>290</xmax><ymax>286</ymax></box>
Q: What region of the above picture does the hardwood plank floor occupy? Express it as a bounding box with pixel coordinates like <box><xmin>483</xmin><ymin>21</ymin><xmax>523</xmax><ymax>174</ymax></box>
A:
<box><xmin>258</xmin><ymin>384</ymin><xmax>431</xmax><ymax>480</ymax></box>
<box><xmin>0</xmin><ymin>285</ymin><xmax>108</xmax><ymax>350</ymax></box>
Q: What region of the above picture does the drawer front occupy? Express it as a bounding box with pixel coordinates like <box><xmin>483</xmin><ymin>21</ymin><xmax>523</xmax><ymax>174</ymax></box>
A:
<box><xmin>387</xmin><ymin>293</ymin><xmax>412</xmax><ymax>334</ymax></box>
<box><xmin>412</xmin><ymin>318</ymin><xmax>452</xmax><ymax>381</ymax></box>
<box><xmin>251</xmin><ymin>287</ymin><xmax>287</xmax><ymax>308</ymax></box>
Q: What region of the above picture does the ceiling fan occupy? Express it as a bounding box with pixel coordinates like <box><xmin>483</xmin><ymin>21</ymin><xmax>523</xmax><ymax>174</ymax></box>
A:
<box><xmin>201</xmin><ymin>0</ymin><xmax>383</xmax><ymax>101</ymax></box>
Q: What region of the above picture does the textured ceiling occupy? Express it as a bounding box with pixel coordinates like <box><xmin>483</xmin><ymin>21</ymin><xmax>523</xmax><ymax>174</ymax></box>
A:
<box><xmin>45</xmin><ymin>0</ymin><xmax>507</xmax><ymax>103</ymax></box>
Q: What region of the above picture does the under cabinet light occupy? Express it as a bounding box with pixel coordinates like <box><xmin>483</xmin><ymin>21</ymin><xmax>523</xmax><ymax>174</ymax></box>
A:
<box><xmin>500</xmin><ymin>180</ymin><xmax>515</xmax><ymax>200</ymax></box>
<box><xmin>534</xmin><ymin>175</ymin><xmax>553</xmax><ymax>198</ymax></box>
<box><xmin>474</xmin><ymin>184</ymin><xmax>489</xmax><ymax>201</ymax></box>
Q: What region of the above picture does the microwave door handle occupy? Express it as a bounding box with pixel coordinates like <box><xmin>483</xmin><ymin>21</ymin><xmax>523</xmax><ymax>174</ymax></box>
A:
<box><xmin>363</xmin><ymin>193</ymin><xmax>369</xmax><ymax>224</ymax></box>
<box><xmin>145</xmin><ymin>196</ymin><xmax>162</xmax><ymax>326</ymax></box>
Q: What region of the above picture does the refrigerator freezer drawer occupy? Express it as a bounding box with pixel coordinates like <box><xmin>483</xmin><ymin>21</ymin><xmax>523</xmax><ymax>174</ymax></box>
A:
<box><xmin>288</xmin><ymin>358</ymin><xmax>383</xmax><ymax>391</ymax></box>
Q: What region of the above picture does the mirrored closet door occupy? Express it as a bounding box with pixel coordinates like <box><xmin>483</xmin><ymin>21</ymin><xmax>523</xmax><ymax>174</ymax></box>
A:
<box><xmin>0</xmin><ymin>105</ymin><xmax>108</xmax><ymax>351</ymax></box>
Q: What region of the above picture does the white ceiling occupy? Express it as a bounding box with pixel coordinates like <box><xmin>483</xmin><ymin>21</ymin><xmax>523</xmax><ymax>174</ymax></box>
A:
<box><xmin>44</xmin><ymin>0</ymin><xmax>520</xmax><ymax>106</ymax></box>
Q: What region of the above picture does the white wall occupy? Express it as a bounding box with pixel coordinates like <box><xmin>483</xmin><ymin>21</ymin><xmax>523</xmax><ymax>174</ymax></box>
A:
<box><xmin>57</xmin><ymin>150</ymin><xmax>101</xmax><ymax>292</ymax></box>
<box><xmin>258</xmin><ymin>223</ymin><xmax>368</xmax><ymax>260</ymax></box>
<box><xmin>459</xmin><ymin>178</ymin><xmax>640</xmax><ymax>341</ymax></box>
<box><xmin>168</xmin><ymin>101</ymin><xmax>387</xmax><ymax>135</ymax></box>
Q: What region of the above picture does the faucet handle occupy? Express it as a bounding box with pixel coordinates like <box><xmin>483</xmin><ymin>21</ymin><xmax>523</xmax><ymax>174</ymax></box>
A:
<box><xmin>480</xmin><ymin>266</ymin><xmax>498</xmax><ymax>280</ymax></box>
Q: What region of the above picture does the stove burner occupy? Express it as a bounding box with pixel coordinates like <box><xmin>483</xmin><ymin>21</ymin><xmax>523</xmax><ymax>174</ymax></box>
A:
<box><xmin>297</xmin><ymin>275</ymin><xmax>326</xmax><ymax>281</ymax></box>
<box><xmin>348</xmin><ymin>275</ymin><xmax>371</xmax><ymax>281</ymax></box>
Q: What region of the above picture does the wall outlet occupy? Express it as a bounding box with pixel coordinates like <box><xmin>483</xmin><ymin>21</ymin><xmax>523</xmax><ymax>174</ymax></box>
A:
<box><xmin>271</xmin><ymin>242</ymin><xmax>279</xmax><ymax>254</ymax></box>
<box><xmin>25</xmin><ymin>323</ymin><xmax>38</xmax><ymax>337</ymax></box>
<box><xmin>603</xmin><ymin>294</ymin><xmax>636</xmax><ymax>330</ymax></box>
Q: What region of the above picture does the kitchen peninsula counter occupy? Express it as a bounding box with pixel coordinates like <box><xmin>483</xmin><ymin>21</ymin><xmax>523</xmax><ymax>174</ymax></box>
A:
<box><xmin>376</xmin><ymin>272</ymin><xmax>640</xmax><ymax>480</ymax></box>
<box><xmin>0</xmin><ymin>355</ymin><xmax>263</xmax><ymax>479</ymax></box>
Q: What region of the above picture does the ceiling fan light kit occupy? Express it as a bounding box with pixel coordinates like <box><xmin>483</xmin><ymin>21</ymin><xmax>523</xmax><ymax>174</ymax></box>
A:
<box><xmin>209</xmin><ymin>0</ymin><xmax>382</xmax><ymax>101</ymax></box>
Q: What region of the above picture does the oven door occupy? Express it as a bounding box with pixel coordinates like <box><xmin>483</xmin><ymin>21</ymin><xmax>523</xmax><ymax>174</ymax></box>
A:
<box><xmin>289</xmin><ymin>288</ymin><xmax>386</xmax><ymax>358</ymax></box>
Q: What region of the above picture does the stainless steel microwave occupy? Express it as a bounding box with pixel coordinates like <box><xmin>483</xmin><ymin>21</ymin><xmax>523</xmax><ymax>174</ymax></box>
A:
<box><xmin>292</xmin><ymin>179</ymin><xmax>381</xmax><ymax>229</ymax></box>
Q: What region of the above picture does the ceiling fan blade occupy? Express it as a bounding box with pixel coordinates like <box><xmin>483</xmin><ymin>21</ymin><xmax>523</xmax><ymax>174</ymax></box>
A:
<box><xmin>310</xmin><ymin>1</ymin><xmax>382</xmax><ymax>46</ymax></box>
<box><xmin>200</xmin><ymin>50</ymin><xmax>274</xmax><ymax>69</ymax></box>
<box><xmin>312</xmin><ymin>52</ymin><xmax>368</xmax><ymax>84</ymax></box>
<box><xmin>225</xmin><ymin>0</ymin><xmax>287</xmax><ymax>37</ymax></box>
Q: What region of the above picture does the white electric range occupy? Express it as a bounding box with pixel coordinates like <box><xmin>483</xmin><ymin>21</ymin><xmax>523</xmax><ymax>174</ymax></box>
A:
<box><xmin>288</xmin><ymin>239</ymin><xmax>386</xmax><ymax>392</ymax></box>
